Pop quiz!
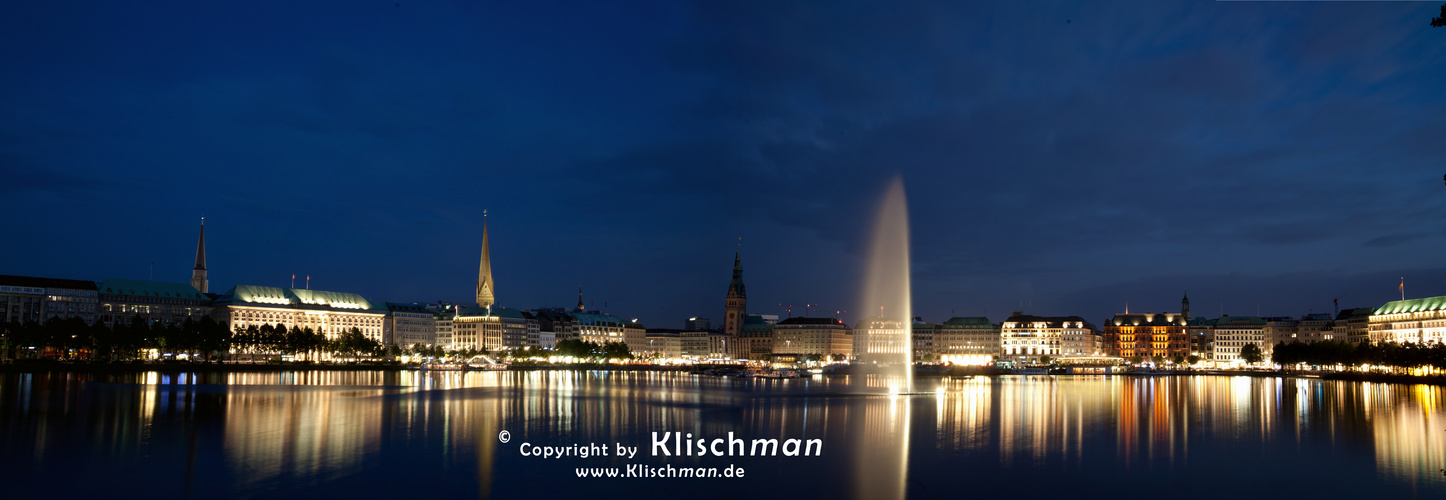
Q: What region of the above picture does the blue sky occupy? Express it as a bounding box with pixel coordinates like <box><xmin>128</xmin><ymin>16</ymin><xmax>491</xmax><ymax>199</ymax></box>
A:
<box><xmin>2</xmin><ymin>1</ymin><xmax>1444</xmax><ymax>327</ymax></box>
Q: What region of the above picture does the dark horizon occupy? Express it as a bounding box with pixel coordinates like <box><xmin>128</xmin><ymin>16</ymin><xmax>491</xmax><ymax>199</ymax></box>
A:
<box><xmin>3</xmin><ymin>1</ymin><xmax>1444</xmax><ymax>328</ymax></box>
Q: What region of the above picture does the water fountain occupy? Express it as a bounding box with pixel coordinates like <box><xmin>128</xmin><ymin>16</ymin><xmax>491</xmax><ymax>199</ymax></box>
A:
<box><xmin>858</xmin><ymin>175</ymin><xmax>914</xmax><ymax>393</ymax></box>
<box><xmin>851</xmin><ymin>175</ymin><xmax>915</xmax><ymax>500</ymax></box>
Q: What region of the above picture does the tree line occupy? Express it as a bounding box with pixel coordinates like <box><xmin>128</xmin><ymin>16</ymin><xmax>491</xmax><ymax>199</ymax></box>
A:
<box><xmin>1272</xmin><ymin>340</ymin><xmax>1446</xmax><ymax>371</ymax></box>
<box><xmin>1</xmin><ymin>315</ymin><xmax>384</xmax><ymax>362</ymax></box>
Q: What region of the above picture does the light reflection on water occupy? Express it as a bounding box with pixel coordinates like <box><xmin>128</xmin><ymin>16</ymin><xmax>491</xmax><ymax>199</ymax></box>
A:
<box><xmin>1</xmin><ymin>371</ymin><xmax>1444</xmax><ymax>498</ymax></box>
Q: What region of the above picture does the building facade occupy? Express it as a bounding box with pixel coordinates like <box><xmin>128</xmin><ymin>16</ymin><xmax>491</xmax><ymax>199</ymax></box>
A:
<box><xmin>774</xmin><ymin>317</ymin><xmax>852</xmax><ymax>358</ymax></box>
<box><xmin>1103</xmin><ymin>312</ymin><xmax>1187</xmax><ymax>360</ymax></box>
<box><xmin>0</xmin><ymin>275</ymin><xmax>100</xmax><ymax>325</ymax></box>
<box><xmin>1001</xmin><ymin>313</ymin><xmax>1090</xmax><ymax>360</ymax></box>
<box><xmin>385</xmin><ymin>302</ymin><xmax>436</xmax><ymax>348</ymax></box>
<box><xmin>723</xmin><ymin>250</ymin><xmax>746</xmax><ymax>338</ymax></box>
<box><xmin>1210</xmin><ymin>316</ymin><xmax>1267</xmax><ymax>363</ymax></box>
<box><xmin>97</xmin><ymin>279</ymin><xmax>212</xmax><ymax>328</ymax></box>
<box><xmin>212</xmin><ymin>285</ymin><xmax>387</xmax><ymax>343</ymax></box>
<box><xmin>854</xmin><ymin>316</ymin><xmax>908</xmax><ymax>363</ymax></box>
<box><xmin>935</xmin><ymin>316</ymin><xmax>999</xmax><ymax>365</ymax></box>
<box><xmin>737</xmin><ymin>314</ymin><xmax>775</xmax><ymax>360</ymax></box>
<box><xmin>1369</xmin><ymin>296</ymin><xmax>1446</xmax><ymax>344</ymax></box>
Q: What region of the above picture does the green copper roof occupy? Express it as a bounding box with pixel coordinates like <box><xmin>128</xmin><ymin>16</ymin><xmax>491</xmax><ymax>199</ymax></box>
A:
<box><xmin>214</xmin><ymin>285</ymin><xmax>384</xmax><ymax>311</ymax></box>
<box><xmin>98</xmin><ymin>279</ymin><xmax>208</xmax><ymax>300</ymax></box>
<box><xmin>943</xmin><ymin>316</ymin><xmax>994</xmax><ymax>327</ymax></box>
<box><xmin>1374</xmin><ymin>296</ymin><xmax>1446</xmax><ymax>315</ymax></box>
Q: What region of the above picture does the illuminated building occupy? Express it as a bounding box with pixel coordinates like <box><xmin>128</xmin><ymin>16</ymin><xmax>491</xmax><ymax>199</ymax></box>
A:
<box><xmin>1060</xmin><ymin>322</ymin><xmax>1101</xmax><ymax>356</ymax></box>
<box><xmin>476</xmin><ymin>219</ymin><xmax>495</xmax><ymax>307</ymax></box>
<box><xmin>212</xmin><ymin>285</ymin><xmax>386</xmax><ymax>342</ymax></box>
<box><xmin>1102</xmin><ymin>312</ymin><xmax>1186</xmax><ymax>360</ymax></box>
<box><xmin>934</xmin><ymin>316</ymin><xmax>1000</xmax><ymax>360</ymax></box>
<box><xmin>1002</xmin><ymin>313</ymin><xmax>1091</xmax><ymax>360</ymax></box>
<box><xmin>1209</xmin><ymin>315</ymin><xmax>1266</xmax><ymax>363</ymax></box>
<box><xmin>737</xmin><ymin>314</ymin><xmax>775</xmax><ymax>360</ymax></box>
<box><xmin>776</xmin><ymin>317</ymin><xmax>852</xmax><ymax>358</ymax></box>
<box><xmin>854</xmin><ymin>316</ymin><xmax>907</xmax><ymax>363</ymax></box>
<box><xmin>384</xmin><ymin>302</ymin><xmax>435</xmax><ymax>348</ymax></box>
<box><xmin>190</xmin><ymin>218</ymin><xmax>208</xmax><ymax>293</ymax></box>
<box><xmin>452</xmin><ymin>306</ymin><xmax>528</xmax><ymax>352</ymax></box>
<box><xmin>97</xmin><ymin>279</ymin><xmax>212</xmax><ymax>327</ymax></box>
<box><xmin>574</xmin><ymin>311</ymin><xmax>628</xmax><ymax>344</ymax></box>
<box><xmin>643</xmin><ymin>330</ymin><xmax>682</xmax><ymax>358</ymax></box>
<box><xmin>433</xmin><ymin>311</ymin><xmax>454</xmax><ymax>349</ymax></box>
<box><xmin>1369</xmin><ymin>296</ymin><xmax>1446</xmax><ymax>344</ymax></box>
<box><xmin>624</xmin><ymin>320</ymin><xmax>647</xmax><ymax>354</ymax></box>
<box><xmin>531</xmin><ymin>308</ymin><xmax>580</xmax><ymax>343</ymax></box>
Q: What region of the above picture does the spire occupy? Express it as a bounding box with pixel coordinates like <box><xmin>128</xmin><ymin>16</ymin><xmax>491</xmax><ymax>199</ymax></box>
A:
<box><xmin>576</xmin><ymin>286</ymin><xmax>585</xmax><ymax>312</ymax></box>
<box><xmin>190</xmin><ymin>217</ymin><xmax>208</xmax><ymax>293</ymax></box>
<box><xmin>726</xmin><ymin>247</ymin><xmax>745</xmax><ymax>298</ymax></box>
<box><xmin>476</xmin><ymin>215</ymin><xmax>495</xmax><ymax>307</ymax></box>
<box><xmin>1181</xmin><ymin>288</ymin><xmax>1191</xmax><ymax>321</ymax></box>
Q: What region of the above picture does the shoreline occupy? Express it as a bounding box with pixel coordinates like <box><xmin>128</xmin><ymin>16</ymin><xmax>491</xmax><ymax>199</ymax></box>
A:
<box><xmin>5</xmin><ymin>362</ymin><xmax>1446</xmax><ymax>386</ymax></box>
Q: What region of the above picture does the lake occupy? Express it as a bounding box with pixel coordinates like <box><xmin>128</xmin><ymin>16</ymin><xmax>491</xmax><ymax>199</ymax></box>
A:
<box><xmin>1</xmin><ymin>370</ymin><xmax>1443</xmax><ymax>499</ymax></box>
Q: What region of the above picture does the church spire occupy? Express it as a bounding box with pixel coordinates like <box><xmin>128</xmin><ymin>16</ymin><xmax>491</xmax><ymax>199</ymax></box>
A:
<box><xmin>1181</xmin><ymin>289</ymin><xmax>1191</xmax><ymax>321</ymax></box>
<box><xmin>576</xmin><ymin>286</ymin><xmax>585</xmax><ymax>312</ymax></box>
<box><xmin>476</xmin><ymin>214</ymin><xmax>495</xmax><ymax>307</ymax></box>
<box><xmin>190</xmin><ymin>217</ymin><xmax>208</xmax><ymax>293</ymax></box>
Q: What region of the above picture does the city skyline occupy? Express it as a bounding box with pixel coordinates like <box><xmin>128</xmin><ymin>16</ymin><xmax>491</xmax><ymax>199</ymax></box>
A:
<box><xmin>3</xmin><ymin>1</ymin><xmax>1445</xmax><ymax>327</ymax></box>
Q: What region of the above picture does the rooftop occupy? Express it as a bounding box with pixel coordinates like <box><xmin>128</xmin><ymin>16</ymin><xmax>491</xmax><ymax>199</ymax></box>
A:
<box><xmin>0</xmin><ymin>275</ymin><xmax>98</xmax><ymax>291</ymax></box>
<box><xmin>214</xmin><ymin>285</ymin><xmax>384</xmax><ymax>312</ymax></box>
<box><xmin>1374</xmin><ymin>295</ymin><xmax>1446</xmax><ymax>315</ymax></box>
<box><xmin>98</xmin><ymin>279</ymin><xmax>208</xmax><ymax>301</ymax></box>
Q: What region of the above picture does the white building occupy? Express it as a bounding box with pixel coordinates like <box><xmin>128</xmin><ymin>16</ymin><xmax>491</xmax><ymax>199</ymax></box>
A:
<box><xmin>1210</xmin><ymin>316</ymin><xmax>1266</xmax><ymax>363</ymax></box>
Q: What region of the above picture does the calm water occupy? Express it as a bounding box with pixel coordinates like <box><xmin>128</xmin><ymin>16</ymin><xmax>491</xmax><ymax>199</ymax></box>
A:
<box><xmin>2</xmin><ymin>370</ymin><xmax>1444</xmax><ymax>499</ymax></box>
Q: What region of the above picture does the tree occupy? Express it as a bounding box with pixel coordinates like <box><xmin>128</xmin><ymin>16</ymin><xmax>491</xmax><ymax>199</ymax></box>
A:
<box><xmin>1039</xmin><ymin>355</ymin><xmax>1052</xmax><ymax>365</ymax></box>
<box><xmin>1240</xmin><ymin>343</ymin><xmax>1264</xmax><ymax>364</ymax></box>
<box><xmin>1130</xmin><ymin>355</ymin><xmax>1143</xmax><ymax>364</ymax></box>
<box><xmin>1433</xmin><ymin>4</ymin><xmax>1446</xmax><ymax>28</ymax></box>
<box><xmin>1151</xmin><ymin>355</ymin><xmax>1165</xmax><ymax>366</ymax></box>
<box><xmin>1172</xmin><ymin>355</ymin><xmax>1185</xmax><ymax>365</ymax></box>
<box><xmin>1186</xmin><ymin>355</ymin><xmax>1201</xmax><ymax>365</ymax></box>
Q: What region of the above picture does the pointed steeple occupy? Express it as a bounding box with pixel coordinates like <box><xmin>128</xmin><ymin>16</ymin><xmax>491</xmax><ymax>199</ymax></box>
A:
<box><xmin>476</xmin><ymin>216</ymin><xmax>495</xmax><ymax>307</ymax></box>
<box><xmin>726</xmin><ymin>249</ymin><xmax>745</xmax><ymax>299</ymax></box>
<box><xmin>1181</xmin><ymin>289</ymin><xmax>1190</xmax><ymax>321</ymax></box>
<box><xmin>576</xmin><ymin>286</ymin><xmax>585</xmax><ymax>312</ymax></box>
<box><xmin>190</xmin><ymin>217</ymin><xmax>208</xmax><ymax>293</ymax></box>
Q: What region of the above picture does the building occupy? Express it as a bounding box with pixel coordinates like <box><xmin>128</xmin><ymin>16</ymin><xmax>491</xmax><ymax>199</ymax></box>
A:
<box><xmin>723</xmin><ymin>250</ymin><xmax>746</xmax><ymax>338</ymax></box>
<box><xmin>476</xmin><ymin>220</ymin><xmax>495</xmax><ymax>307</ymax></box>
<box><xmin>434</xmin><ymin>311</ymin><xmax>455</xmax><ymax>350</ymax></box>
<box><xmin>452</xmin><ymin>306</ymin><xmax>529</xmax><ymax>352</ymax></box>
<box><xmin>1210</xmin><ymin>316</ymin><xmax>1267</xmax><ymax>363</ymax></box>
<box><xmin>1335</xmin><ymin>307</ymin><xmax>1373</xmax><ymax>344</ymax></box>
<box><xmin>774</xmin><ymin>317</ymin><xmax>852</xmax><ymax>358</ymax></box>
<box><xmin>1060</xmin><ymin>323</ymin><xmax>1100</xmax><ymax>357</ymax></box>
<box><xmin>737</xmin><ymin>314</ymin><xmax>775</xmax><ymax>360</ymax></box>
<box><xmin>935</xmin><ymin>317</ymin><xmax>999</xmax><ymax>365</ymax></box>
<box><xmin>1187</xmin><ymin>317</ymin><xmax>1215</xmax><ymax>359</ymax></box>
<box><xmin>685</xmin><ymin>317</ymin><xmax>712</xmax><ymax>331</ymax></box>
<box><xmin>212</xmin><ymin>285</ymin><xmax>387</xmax><ymax>343</ymax></box>
<box><xmin>532</xmin><ymin>308</ymin><xmax>580</xmax><ymax>344</ymax></box>
<box><xmin>912</xmin><ymin>318</ymin><xmax>939</xmax><ymax>362</ymax></box>
<box><xmin>1102</xmin><ymin>312</ymin><xmax>1186</xmax><ymax>360</ymax></box>
<box><xmin>642</xmin><ymin>330</ymin><xmax>682</xmax><ymax>359</ymax></box>
<box><xmin>624</xmin><ymin>320</ymin><xmax>647</xmax><ymax>355</ymax></box>
<box><xmin>0</xmin><ymin>275</ymin><xmax>100</xmax><ymax>325</ymax></box>
<box><xmin>385</xmin><ymin>302</ymin><xmax>436</xmax><ymax>348</ymax></box>
<box><xmin>854</xmin><ymin>316</ymin><xmax>908</xmax><ymax>363</ymax></box>
<box><xmin>96</xmin><ymin>279</ymin><xmax>212</xmax><ymax>328</ymax></box>
<box><xmin>190</xmin><ymin>219</ymin><xmax>209</xmax><ymax>293</ymax></box>
<box><xmin>575</xmin><ymin>311</ymin><xmax>629</xmax><ymax>345</ymax></box>
<box><xmin>1001</xmin><ymin>313</ymin><xmax>1091</xmax><ymax>360</ymax></box>
<box><xmin>1369</xmin><ymin>296</ymin><xmax>1446</xmax><ymax>344</ymax></box>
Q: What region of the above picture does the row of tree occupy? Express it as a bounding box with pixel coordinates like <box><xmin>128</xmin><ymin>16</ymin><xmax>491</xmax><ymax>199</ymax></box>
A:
<box><xmin>554</xmin><ymin>339</ymin><xmax>633</xmax><ymax>360</ymax></box>
<box><xmin>0</xmin><ymin>316</ymin><xmax>383</xmax><ymax>362</ymax></box>
<box><xmin>1272</xmin><ymin>340</ymin><xmax>1446</xmax><ymax>370</ymax></box>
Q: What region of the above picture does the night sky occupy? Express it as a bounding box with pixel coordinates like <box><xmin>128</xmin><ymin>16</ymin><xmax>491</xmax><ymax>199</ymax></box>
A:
<box><xmin>3</xmin><ymin>1</ymin><xmax>1444</xmax><ymax>328</ymax></box>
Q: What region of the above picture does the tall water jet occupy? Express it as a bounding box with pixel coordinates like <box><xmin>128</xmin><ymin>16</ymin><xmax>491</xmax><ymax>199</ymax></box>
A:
<box><xmin>858</xmin><ymin>175</ymin><xmax>913</xmax><ymax>393</ymax></box>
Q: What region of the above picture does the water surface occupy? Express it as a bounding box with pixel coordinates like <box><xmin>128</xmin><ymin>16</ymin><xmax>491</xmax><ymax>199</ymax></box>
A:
<box><xmin>2</xmin><ymin>371</ymin><xmax>1443</xmax><ymax>499</ymax></box>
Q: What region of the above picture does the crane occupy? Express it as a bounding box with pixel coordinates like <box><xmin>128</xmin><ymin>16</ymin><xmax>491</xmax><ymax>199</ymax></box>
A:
<box><xmin>779</xmin><ymin>303</ymin><xmax>817</xmax><ymax>318</ymax></box>
<box><xmin>1333</xmin><ymin>294</ymin><xmax>1346</xmax><ymax>316</ymax></box>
